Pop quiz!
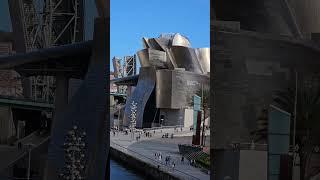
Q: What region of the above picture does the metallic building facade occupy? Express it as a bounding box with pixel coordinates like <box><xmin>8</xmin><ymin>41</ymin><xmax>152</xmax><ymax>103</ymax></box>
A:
<box><xmin>287</xmin><ymin>0</ymin><xmax>320</xmax><ymax>38</ymax></box>
<box><xmin>156</xmin><ymin>69</ymin><xmax>209</xmax><ymax>109</ymax></box>
<box><xmin>123</xmin><ymin>33</ymin><xmax>210</xmax><ymax>128</ymax></box>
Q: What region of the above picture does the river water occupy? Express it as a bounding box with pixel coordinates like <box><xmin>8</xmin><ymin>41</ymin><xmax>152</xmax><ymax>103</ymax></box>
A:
<box><xmin>110</xmin><ymin>159</ymin><xmax>144</xmax><ymax>180</ymax></box>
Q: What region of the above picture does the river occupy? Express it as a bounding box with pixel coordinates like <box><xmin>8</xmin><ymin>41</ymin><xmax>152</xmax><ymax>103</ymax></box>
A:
<box><xmin>110</xmin><ymin>159</ymin><xmax>144</xmax><ymax>180</ymax></box>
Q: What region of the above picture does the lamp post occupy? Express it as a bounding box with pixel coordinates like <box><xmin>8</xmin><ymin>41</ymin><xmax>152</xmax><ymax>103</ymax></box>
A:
<box><xmin>25</xmin><ymin>143</ymin><xmax>36</xmax><ymax>180</ymax></box>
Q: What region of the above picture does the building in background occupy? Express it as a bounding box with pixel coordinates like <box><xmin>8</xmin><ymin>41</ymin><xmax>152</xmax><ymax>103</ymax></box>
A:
<box><xmin>120</xmin><ymin>33</ymin><xmax>210</xmax><ymax>129</ymax></box>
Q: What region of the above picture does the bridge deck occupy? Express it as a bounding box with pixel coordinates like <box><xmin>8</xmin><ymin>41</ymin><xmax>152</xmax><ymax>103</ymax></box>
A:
<box><xmin>0</xmin><ymin>96</ymin><xmax>54</xmax><ymax>110</ymax></box>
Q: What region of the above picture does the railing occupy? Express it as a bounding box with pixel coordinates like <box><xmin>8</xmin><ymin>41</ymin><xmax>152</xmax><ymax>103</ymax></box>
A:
<box><xmin>139</xmin><ymin>125</ymin><xmax>184</xmax><ymax>131</ymax></box>
<box><xmin>0</xmin><ymin>95</ymin><xmax>53</xmax><ymax>104</ymax></box>
<box><xmin>110</xmin><ymin>141</ymin><xmax>201</xmax><ymax>180</ymax></box>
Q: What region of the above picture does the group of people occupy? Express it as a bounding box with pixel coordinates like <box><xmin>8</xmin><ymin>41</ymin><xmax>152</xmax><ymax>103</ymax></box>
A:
<box><xmin>112</xmin><ymin>130</ymin><xmax>119</xmax><ymax>136</ymax></box>
<box><xmin>145</xmin><ymin>131</ymin><xmax>152</xmax><ymax>137</ymax></box>
<box><xmin>154</xmin><ymin>152</ymin><xmax>176</xmax><ymax>170</ymax></box>
<box><xmin>161</xmin><ymin>133</ymin><xmax>174</xmax><ymax>138</ymax></box>
<box><xmin>155</xmin><ymin>152</ymin><xmax>162</xmax><ymax>161</ymax></box>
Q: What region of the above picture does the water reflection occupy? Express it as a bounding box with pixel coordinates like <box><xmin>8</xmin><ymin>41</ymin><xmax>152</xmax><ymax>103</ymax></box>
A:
<box><xmin>110</xmin><ymin>159</ymin><xmax>144</xmax><ymax>180</ymax></box>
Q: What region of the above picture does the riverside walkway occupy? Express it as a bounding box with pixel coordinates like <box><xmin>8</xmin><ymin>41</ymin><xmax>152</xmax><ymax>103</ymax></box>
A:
<box><xmin>110</xmin><ymin>128</ymin><xmax>210</xmax><ymax>180</ymax></box>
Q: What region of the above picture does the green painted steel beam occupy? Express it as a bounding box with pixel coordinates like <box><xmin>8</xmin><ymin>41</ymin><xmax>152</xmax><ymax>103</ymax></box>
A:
<box><xmin>0</xmin><ymin>97</ymin><xmax>54</xmax><ymax>110</ymax></box>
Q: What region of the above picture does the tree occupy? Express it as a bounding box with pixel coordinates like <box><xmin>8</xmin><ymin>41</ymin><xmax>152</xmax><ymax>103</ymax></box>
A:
<box><xmin>273</xmin><ymin>76</ymin><xmax>320</xmax><ymax>180</ymax></box>
<box><xmin>193</xmin><ymin>84</ymin><xmax>210</xmax><ymax>146</ymax></box>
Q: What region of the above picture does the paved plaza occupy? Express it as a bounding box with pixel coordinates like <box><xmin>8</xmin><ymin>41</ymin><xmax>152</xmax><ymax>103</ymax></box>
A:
<box><xmin>110</xmin><ymin>128</ymin><xmax>210</xmax><ymax>180</ymax></box>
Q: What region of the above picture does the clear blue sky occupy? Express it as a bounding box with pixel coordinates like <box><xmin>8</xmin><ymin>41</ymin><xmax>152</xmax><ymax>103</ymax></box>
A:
<box><xmin>0</xmin><ymin>1</ymin><xmax>210</xmax><ymax>72</ymax></box>
<box><xmin>111</xmin><ymin>0</ymin><xmax>210</xmax><ymax>71</ymax></box>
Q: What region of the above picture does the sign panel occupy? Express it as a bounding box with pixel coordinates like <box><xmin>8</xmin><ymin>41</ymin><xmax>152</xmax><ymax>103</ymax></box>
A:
<box><xmin>193</xmin><ymin>95</ymin><xmax>201</xmax><ymax>111</ymax></box>
<box><xmin>193</xmin><ymin>95</ymin><xmax>201</xmax><ymax>131</ymax></box>
<box><xmin>268</xmin><ymin>105</ymin><xmax>291</xmax><ymax>180</ymax></box>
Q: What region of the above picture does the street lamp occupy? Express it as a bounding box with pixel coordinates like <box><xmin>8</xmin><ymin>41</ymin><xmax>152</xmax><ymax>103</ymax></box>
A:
<box><xmin>25</xmin><ymin>143</ymin><xmax>36</xmax><ymax>180</ymax></box>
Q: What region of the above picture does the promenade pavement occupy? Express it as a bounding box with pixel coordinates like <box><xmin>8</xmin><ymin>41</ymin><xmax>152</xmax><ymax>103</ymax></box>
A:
<box><xmin>110</xmin><ymin>128</ymin><xmax>210</xmax><ymax>180</ymax></box>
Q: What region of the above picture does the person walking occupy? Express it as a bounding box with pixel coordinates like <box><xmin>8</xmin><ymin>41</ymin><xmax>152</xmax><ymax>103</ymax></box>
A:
<box><xmin>181</xmin><ymin>156</ymin><xmax>184</xmax><ymax>164</ymax></box>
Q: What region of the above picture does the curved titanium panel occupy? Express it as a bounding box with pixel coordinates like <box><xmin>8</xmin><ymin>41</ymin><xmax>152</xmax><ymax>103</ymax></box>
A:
<box><xmin>142</xmin><ymin>38</ymin><xmax>165</xmax><ymax>51</ymax></box>
<box><xmin>156</xmin><ymin>69</ymin><xmax>210</xmax><ymax>109</ymax></box>
<box><xmin>172</xmin><ymin>33</ymin><xmax>191</xmax><ymax>47</ymax></box>
<box><xmin>213</xmin><ymin>0</ymin><xmax>300</xmax><ymax>36</ymax></box>
<box><xmin>137</xmin><ymin>49</ymin><xmax>167</xmax><ymax>68</ymax></box>
<box><xmin>195</xmin><ymin>48</ymin><xmax>210</xmax><ymax>74</ymax></box>
<box><xmin>124</xmin><ymin>67</ymin><xmax>156</xmax><ymax>128</ymax></box>
<box><xmin>169</xmin><ymin>46</ymin><xmax>203</xmax><ymax>74</ymax></box>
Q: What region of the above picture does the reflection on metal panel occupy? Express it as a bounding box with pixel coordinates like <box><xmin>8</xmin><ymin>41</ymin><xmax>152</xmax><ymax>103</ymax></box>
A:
<box><xmin>195</xmin><ymin>48</ymin><xmax>210</xmax><ymax>74</ymax></box>
<box><xmin>172</xmin><ymin>33</ymin><xmax>191</xmax><ymax>47</ymax></box>
<box><xmin>137</xmin><ymin>49</ymin><xmax>167</xmax><ymax>68</ymax></box>
<box><xmin>268</xmin><ymin>105</ymin><xmax>291</xmax><ymax>180</ymax></box>
<box><xmin>124</xmin><ymin>67</ymin><xmax>156</xmax><ymax>128</ymax></box>
<box><xmin>287</xmin><ymin>0</ymin><xmax>320</xmax><ymax>37</ymax></box>
<box><xmin>156</xmin><ymin>69</ymin><xmax>209</xmax><ymax>109</ymax></box>
<box><xmin>169</xmin><ymin>46</ymin><xmax>203</xmax><ymax>74</ymax></box>
<box><xmin>155</xmin><ymin>70</ymin><xmax>172</xmax><ymax>108</ymax></box>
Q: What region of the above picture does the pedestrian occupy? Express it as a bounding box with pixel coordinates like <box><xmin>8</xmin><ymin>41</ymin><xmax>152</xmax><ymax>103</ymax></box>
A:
<box><xmin>181</xmin><ymin>156</ymin><xmax>184</xmax><ymax>164</ymax></box>
<box><xmin>165</xmin><ymin>157</ymin><xmax>168</xmax><ymax>165</ymax></box>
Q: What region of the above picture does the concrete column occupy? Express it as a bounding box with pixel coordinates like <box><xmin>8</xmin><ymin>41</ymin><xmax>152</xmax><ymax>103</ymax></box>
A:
<box><xmin>22</xmin><ymin>77</ymin><xmax>32</xmax><ymax>99</ymax></box>
<box><xmin>53</xmin><ymin>74</ymin><xmax>69</xmax><ymax>120</ymax></box>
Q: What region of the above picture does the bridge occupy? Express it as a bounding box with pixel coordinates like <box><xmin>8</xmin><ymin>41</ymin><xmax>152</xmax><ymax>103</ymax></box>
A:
<box><xmin>110</xmin><ymin>92</ymin><xmax>127</xmax><ymax>97</ymax></box>
<box><xmin>0</xmin><ymin>96</ymin><xmax>53</xmax><ymax>111</ymax></box>
<box><xmin>110</xmin><ymin>74</ymin><xmax>139</xmax><ymax>86</ymax></box>
<box><xmin>0</xmin><ymin>18</ymin><xmax>109</xmax><ymax>180</ymax></box>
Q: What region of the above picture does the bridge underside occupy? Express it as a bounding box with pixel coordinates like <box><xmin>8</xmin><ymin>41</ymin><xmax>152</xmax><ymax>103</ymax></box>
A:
<box><xmin>0</xmin><ymin>41</ymin><xmax>92</xmax><ymax>79</ymax></box>
<box><xmin>0</xmin><ymin>19</ymin><xmax>109</xmax><ymax>179</ymax></box>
